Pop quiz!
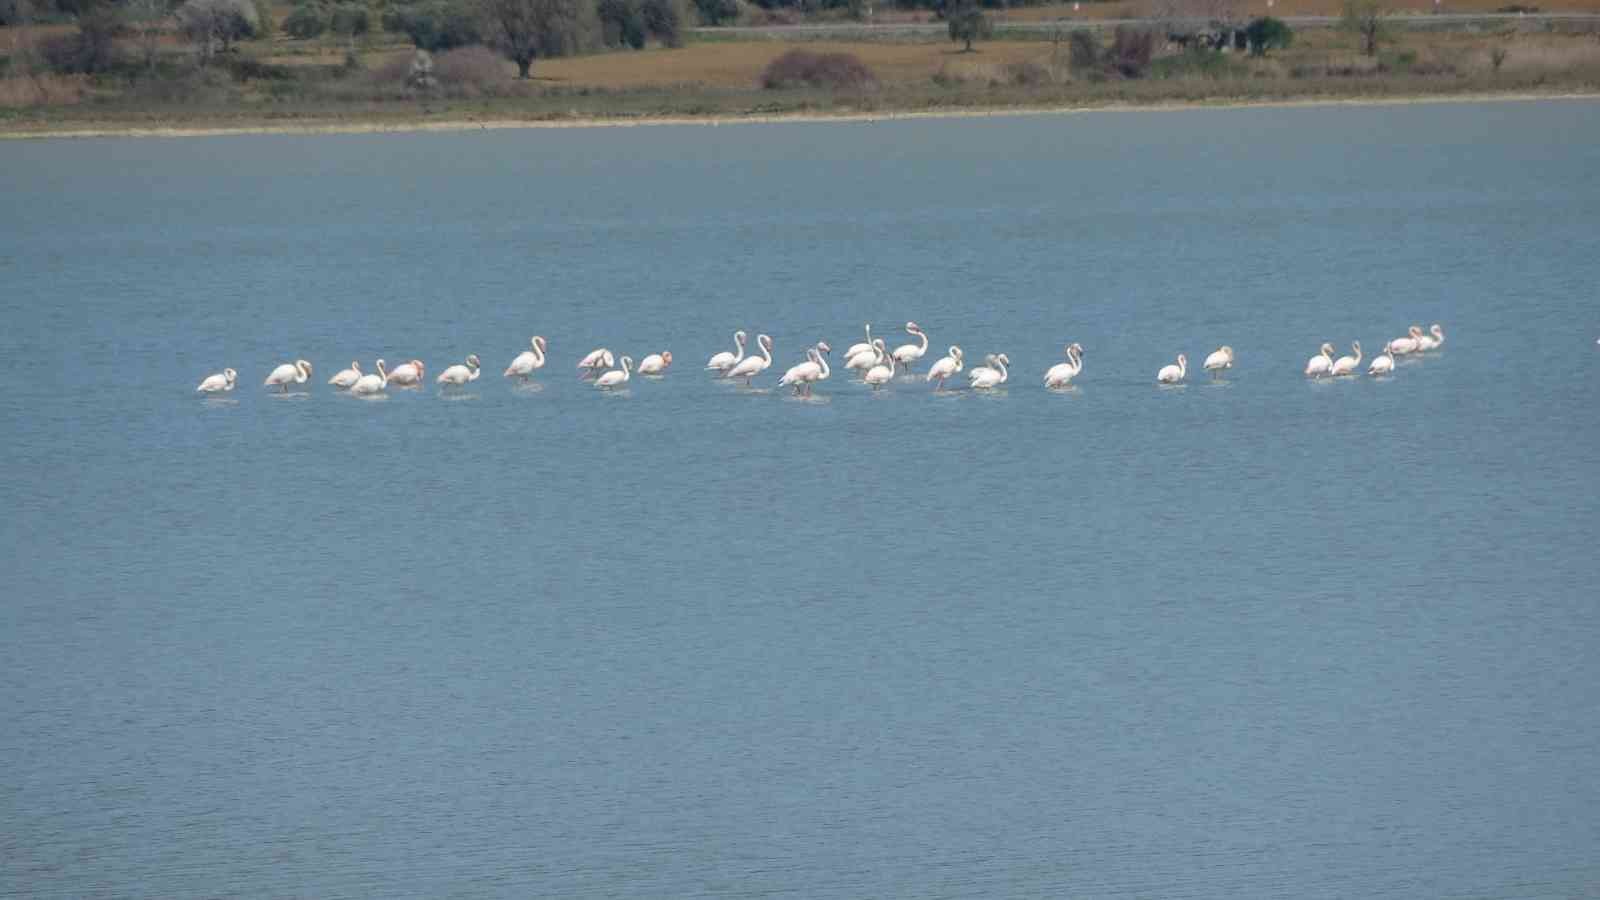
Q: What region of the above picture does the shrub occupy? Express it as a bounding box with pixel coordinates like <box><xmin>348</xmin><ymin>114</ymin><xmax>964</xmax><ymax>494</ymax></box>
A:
<box><xmin>432</xmin><ymin>43</ymin><xmax>507</xmax><ymax>87</ymax></box>
<box><xmin>1490</xmin><ymin>45</ymin><xmax>1509</xmax><ymax>71</ymax></box>
<box><xmin>1067</xmin><ymin>29</ymin><xmax>1099</xmax><ymax>71</ymax></box>
<box><xmin>759</xmin><ymin>49</ymin><xmax>876</xmax><ymax>89</ymax></box>
<box><xmin>328</xmin><ymin>2</ymin><xmax>369</xmax><ymax>37</ymax></box>
<box><xmin>381</xmin><ymin>0</ymin><xmax>481</xmax><ymax>51</ymax></box>
<box><xmin>640</xmin><ymin>0</ymin><xmax>682</xmax><ymax>46</ymax></box>
<box><xmin>1004</xmin><ymin>59</ymin><xmax>1052</xmax><ymax>85</ymax></box>
<box><xmin>283</xmin><ymin>2</ymin><xmax>327</xmax><ymax>37</ymax></box>
<box><xmin>598</xmin><ymin>0</ymin><xmax>646</xmax><ymax>47</ymax></box>
<box><xmin>38</xmin><ymin>6</ymin><xmax>127</xmax><ymax>73</ymax></box>
<box><xmin>1244</xmin><ymin>16</ymin><xmax>1292</xmax><ymax>56</ymax></box>
<box><xmin>693</xmin><ymin>0</ymin><xmax>739</xmax><ymax>23</ymax></box>
<box><xmin>1108</xmin><ymin>26</ymin><xmax>1154</xmax><ymax>77</ymax></box>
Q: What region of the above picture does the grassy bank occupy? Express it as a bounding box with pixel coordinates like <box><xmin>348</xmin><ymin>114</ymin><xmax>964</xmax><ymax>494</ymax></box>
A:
<box><xmin>5</xmin><ymin>22</ymin><xmax>1600</xmax><ymax>136</ymax></box>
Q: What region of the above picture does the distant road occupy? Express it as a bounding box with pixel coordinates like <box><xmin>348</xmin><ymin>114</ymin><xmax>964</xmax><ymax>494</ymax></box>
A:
<box><xmin>694</xmin><ymin>11</ymin><xmax>1600</xmax><ymax>37</ymax></box>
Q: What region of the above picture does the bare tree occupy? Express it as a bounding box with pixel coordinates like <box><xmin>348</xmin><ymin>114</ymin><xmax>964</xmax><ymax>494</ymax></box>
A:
<box><xmin>1341</xmin><ymin>0</ymin><xmax>1386</xmax><ymax>56</ymax></box>
<box><xmin>176</xmin><ymin>0</ymin><xmax>260</xmax><ymax>65</ymax></box>
<box><xmin>478</xmin><ymin>0</ymin><xmax>589</xmax><ymax>78</ymax></box>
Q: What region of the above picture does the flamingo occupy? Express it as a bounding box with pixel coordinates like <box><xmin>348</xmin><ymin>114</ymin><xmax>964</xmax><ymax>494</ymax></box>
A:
<box><xmin>1331</xmin><ymin>341</ymin><xmax>1362</xmax><ymax>377</ymax></box>
<box><xmin>1368</xmin><ymin>346</ymin><xmax>1395</xmax><ymax>376</ymax></box>
<box><xmin>843</xmin><ymin>338</ymin><xmax>880</xmax><ymax>375</ymax></box>
<box><xmin>1416</xmin><ymin>323</ymin><xmax>1445</xmax><ymax>351</ymax></box>
<box><xmin>1203</xmin><ymin>345</ymin><xmax>1234</xmax><ymax>378</ymax></box>
<box><xmin>437</xmin><ymin>354</ymin><xmax>481</xmax><ymax>387</ymax></box>
<box><xmin>504</xmin><ymin>336</ymin><xmax>547</xmax><ymax>380</ymax></box>
<box><xmin>595</xmin><ymin>355</ymin><xmax>633</xmax><ymax>390</ymax></box>
<box><xmin>1387</xmin><ymin>325</ymin><xmax>1423</xmax><ymax>356</ymax></box>
<box><xmin>1157</xmin><ymin>354</ymin><xmax>1187</xmax><ymax>384</ymax></box>
<box><xmin>864</xmin><ymin>339</ymin><xmax>896</xmax><ymax>389</ymax></box>
<box><xmin>577</xmin><ymin>348</ymin><xmax>613</xmax><ymax>380</ymax></box>
<box><xmin>351</xmin><ymin>359</ymin><xmax>388</xmax><ymax>395</ymax></box>
<box><xmin>1043</xmin><ymin>343</ymin><xmax>1083</xmax><ymax>388</ymax></box>
<box><xmin>843</xmin><ymin>323</ymin><xmax>874</xmax><ymax>362</ymax></box>
<box><xmin>637</xmin><ymin>351</ymin><xmax>673</xmax><ymax>376</ymax></box>
<box><xmin>726</xmin><ymin>334</ymin><xmax>773</xmax><ymax>385</ymax></box>
<box><xmin>891</xmin><ymin>321</ymin><xmax>929</xmax><ymax>371</ymax></box>
<box><xmin>328</xmin><ymin>361</ymin><xmax>362</xmax><ymax>390</ymax></box>
<box><xmin>387</xmin><ymin>359</ymin><xmax>425</xmax><ymax>387</ymax></box>
<box><xmin>264</xmin><ymin>359</ymin><xmax>312</xmax><ymax>392</ymax></box>
<box><xmin>705</xmin><ymin>331</ymin><xmax>746</xmax><ymax>374</ymax></box>
<box><xmin>926</xmin><ymin>346</ymin><xmax>964</xmax><ymax>390</ymax></box>
<box><xmin>968</xmin><ymin>353</ymin><xmax>1010</xmax><ymax>389</ymax></box>
<box><xmin>196</xmin><ymin>368</ymin><xmax>237</xmax><ymax>393</ymax></box>
<box><xmin>779</xmin><ymin>342</ymin><xmax>831</xmax><ymax>396</ymax></box>
<box><xmin>1305</xmin><ymin>342</ymin><xmax>1335</xmax><ymax>378</ymax></box>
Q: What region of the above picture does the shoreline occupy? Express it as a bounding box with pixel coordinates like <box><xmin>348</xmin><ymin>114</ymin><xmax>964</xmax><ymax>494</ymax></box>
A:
<box><xmin>4</xmin><ymin>90</ymin><xmax>1597</xmax><ymax>140</ymax></box>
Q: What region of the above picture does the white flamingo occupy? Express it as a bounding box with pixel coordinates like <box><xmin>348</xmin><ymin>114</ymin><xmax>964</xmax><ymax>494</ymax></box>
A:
<box><xmin>726</xmin><ymin>334</ymin><xmax>773</xmax><ymax>385</ymax></box>
<box><xmin>196</xmin><ymin>368</ymin><xmax>237</xmax><ymax>393</ymax></box>
<box><xmin>1043</xmin><ymin>343</ymin><xmax>1083</xmax><ymax>388</ymax></box>
<box><xmin>351</xmin><ymin>359</ymin><xmax>388</xmax><ymax>395</ymax></box>
<box><xmin>436</xmin><ymin>354</ymin><xmax>481</xmax><ymax>387</ymax></box>
<box><xmin>595</xmin><ymin>355</ymin><xmax>633</xmax><ymax>390</ymax></box>
<box><xmin>264</xmin><ymin>359</ymin><xmax>312</xmax><ymax>392</ymax></box>
<box><xmin>891</xmin><ymin>321</ymin><xmax>929</xmax><ymax>371</ymax></box>
<box><xmin>779</xmin><ymin>342</ymin><xmax>831</xmax><ymax>396</ymax></box>
<box><xmin>1416</xmin><ymin>323</ymin><xmax>1445</xmax><ymax>351</ymax></box>
<box><xmin>1157</xmin><ymin>353</ymin><xmax>1187</xmax><ymax>384</ymax></box>
<box><xmin>926</xmin><ymin>346</ymin><xmax>964</xmax><ymax>390</ymax></box>
<box><xmin>1331</xmin><ymin>341</ymin><xmax>1362</xmax><ymax>377</ymax></box>
<box><xmin>1368</xmin><ymin>346</ymin><xmax>1395</xmax><ymax>376</ymax></box>
<box><xmin>863</xmin><ymin>339</ymin><xmax>895</xmax><ymax>389</ymax></box>
<box><xmin>968</xmin><ymin>353</ymin><xmax>1010</xmax><ymax>389</ymax></box>
<box><xmin>1203</xmin><ymin>345</ymin><xmax>1234</xmax><ymax>378</ymax></box>
<box><xmin>843</xmin><ymin>323</ymin><xmax>874</xmax><ymax>362</ymax></box>
<box><xmin>1305</xmin><ymin>342</ymin><xmax>1335</xmax><ymax>378</ymax></box>
<box><xmin>843</xmin><ymin>338</ymin><xmax>880</xmax><ymax>374</ymax></box>
<box><xmin>387</xmin><ymin>359</ymin><xmax>425</xmax><ymax>387</ymax></box>
<box><xmin>705</xmin><ymin>331</ymin><xmax>746</xmax><ymax>374</ymax></box>
<box><xmin>1387</xmin><ymin>325</ymin><xmax>1423</xmax><ymax>356</ymax></box>
<box><xmin>578</xmin><ymin>348</ymin><xmax>613</xmax><ymax>380</ymax></box>
<box><xmin>636</xmin><ymin>351</ymin><xmax>673</xmax><ymax>376</ymax></box>
<box><xmin>504</xmin><ymin>336</ymin><xmax>547</xmax><ymax>380</ymax></box>
<box><xmin>328</xmin><ymin>360</ymin><xmax>362</xmax><ymax>390</ymax></box>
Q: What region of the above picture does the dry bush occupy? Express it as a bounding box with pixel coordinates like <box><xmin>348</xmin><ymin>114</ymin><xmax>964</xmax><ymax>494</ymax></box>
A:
<box><xmin>1497</xmin><ymin>39</ymin><xmax>1600</xmax><ymax>73</ymax></box>
<box><xmin>759</xmin><ymin>49</ymin><xmax>876</xmax><ymax>89</ymax></box>
<box><xmin>0</xmin><ymin>73</ymin><xmax>89</xmax><ymax>107</ymax></box>
<box><xmin>932</xmin><ymin>58</ymin><xmax>1004</xmax><ymax>86</ymax></box>
<box><xmin>433</xmin><ymin>44</ymin><xmax>511</xmax><ymax>89</ymax></box>
<box><xmin>369</xmin><ymin>50</ymin><xmax>416</xmax><ymax>85</ymax></box>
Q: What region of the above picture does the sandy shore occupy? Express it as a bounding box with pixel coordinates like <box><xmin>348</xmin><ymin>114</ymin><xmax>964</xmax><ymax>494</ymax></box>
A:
<box><xmin>4</xmin><ymin>91</ymin><xmax>1597</xmax><ymax>140</ymax></box>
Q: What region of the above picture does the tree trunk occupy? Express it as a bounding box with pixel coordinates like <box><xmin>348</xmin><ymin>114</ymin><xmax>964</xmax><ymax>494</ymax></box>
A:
<box><xmin>516</xmin><ymin>56</ymin><xmax>533</xmax><ymax>78</ymax></box>
<box><xmin>964</xmin><ymin>36</ymin><xmax>972</xmax><ymax>51</ymax></box>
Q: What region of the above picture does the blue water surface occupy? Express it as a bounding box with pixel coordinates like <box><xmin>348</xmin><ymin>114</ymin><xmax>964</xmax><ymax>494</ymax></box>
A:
<box><xmin>3</xmin><ymin>100</ymin><xmax>1599</xmax><ymax>898</ymax></box>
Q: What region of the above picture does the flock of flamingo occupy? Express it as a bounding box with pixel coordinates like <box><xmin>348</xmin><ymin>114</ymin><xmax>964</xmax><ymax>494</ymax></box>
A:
<box><xmin>193</xmin><ymin>320</ymin><xmax>1447</xmax><ymax>396</ymax></box>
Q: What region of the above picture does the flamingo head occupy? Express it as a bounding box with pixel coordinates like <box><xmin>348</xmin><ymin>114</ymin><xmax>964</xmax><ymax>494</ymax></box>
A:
<box><xmin>1409</xmin><ymin>325</ymin><xmax>1423</xmax><ymax>338</ymax></box>
<box><xmin>533</xmin><ymin>336</ymin><xmax>547</xmax><ymax>352</ymax></box>
<box><xmin>1321</xmin><ymin>342</ymin><xmax>1334</xmax><ymax>356</ymax></box>
<box><xmin>297</xmin><ymin>359</ymin><xmax>313</xmax><ymax>376</ymax></box>
<box><xmin>466</xmin><ymin>354</ymin><xmax>480</xmax><ymax>369</ymax></box>
<box><xmin>905</xmin><ymin>321</ymin><xmax>920</xmax><ymax>333</ymax></box>
<box><xmin>1351</xmin><ymin>341</ymin><xmax>1361</xmax><ymax>353</ymax></box>
<box><xmin>224</xmin><ymin>368</ymin><xmax>237</xmax><ymax>381</ymax></box>
<box><xmin>1070</xmin><ymin>342</ymin><xmax>1084</xmax><ymax>356</ymax></box>
<box><xmin>734</xmin><ymin>330</ymin><xmax>747</xmax><ymax>346</ymax></box>
<box><xmin>660</xmin><ymin>351</ymin><xmax>673</xmax><ymax>367</ymax></box>
<box><xmin>996</xmin><ymin>353</ymin><xmax>1010</xmax><ymax>366</ymax></box>
<box><xmin>1177</xmin><ymin>354</ymin><xmax>1187</xmax><ymax>367</ymax></box>
<box><xmin>1431</xmin><ymin>324</ymin><xmax>1443</xmax><ymax>339</ymax></box>
<box><xmin>350</xmin><ymin>360</ymin><xmax>361</xmax><ymax>373</ymax></box>
<box><xmin>951</xmin><ymin>346</ymin><xmax>963</xmax><ymax>360</ymax></box>
<box><xmin>759</xmin><ymin>334</ymin><xmax>773</xmax><ymax>351</ymax></box>
<box><xmin>873</xmin><ymin>338</ymin><xmax>886</xmax><ymax>351</ymax></box>
<box><xmin>411</xmin><ymin>360</ymin><xmax>424</xmax><ymax>377</ymax></box>
<box><xmin>816</xmin><ymin>341</ymin><xmax>831</xmax><ymax>355</ymax></box>
<box><xmin>376</xmin><ymin>358</ymin><xmax>387</xmax><ymax>375</ymax></box>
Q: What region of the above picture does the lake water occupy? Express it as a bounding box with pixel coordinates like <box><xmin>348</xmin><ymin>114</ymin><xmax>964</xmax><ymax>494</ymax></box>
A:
<box><xmin>3</xmin><ymin>100</ymin><xmax>1599</xmax><ymax>898</ymax></box>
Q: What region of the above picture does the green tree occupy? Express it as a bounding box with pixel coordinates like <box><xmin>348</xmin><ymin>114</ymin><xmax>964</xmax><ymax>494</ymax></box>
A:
<box><xmin>946</xmin><ymin>0</ymin><xmax>989</xmax><ymax>52</ymax></box>
<box><xmin>478</xmin><ymin>0</ymin><xmax>587</xmax><ymax>78</ymax></box>
<box><xmin>1243</xmin><ymin>15</ymin><xmax>1291</xmax><ymax>55</ymax></box>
